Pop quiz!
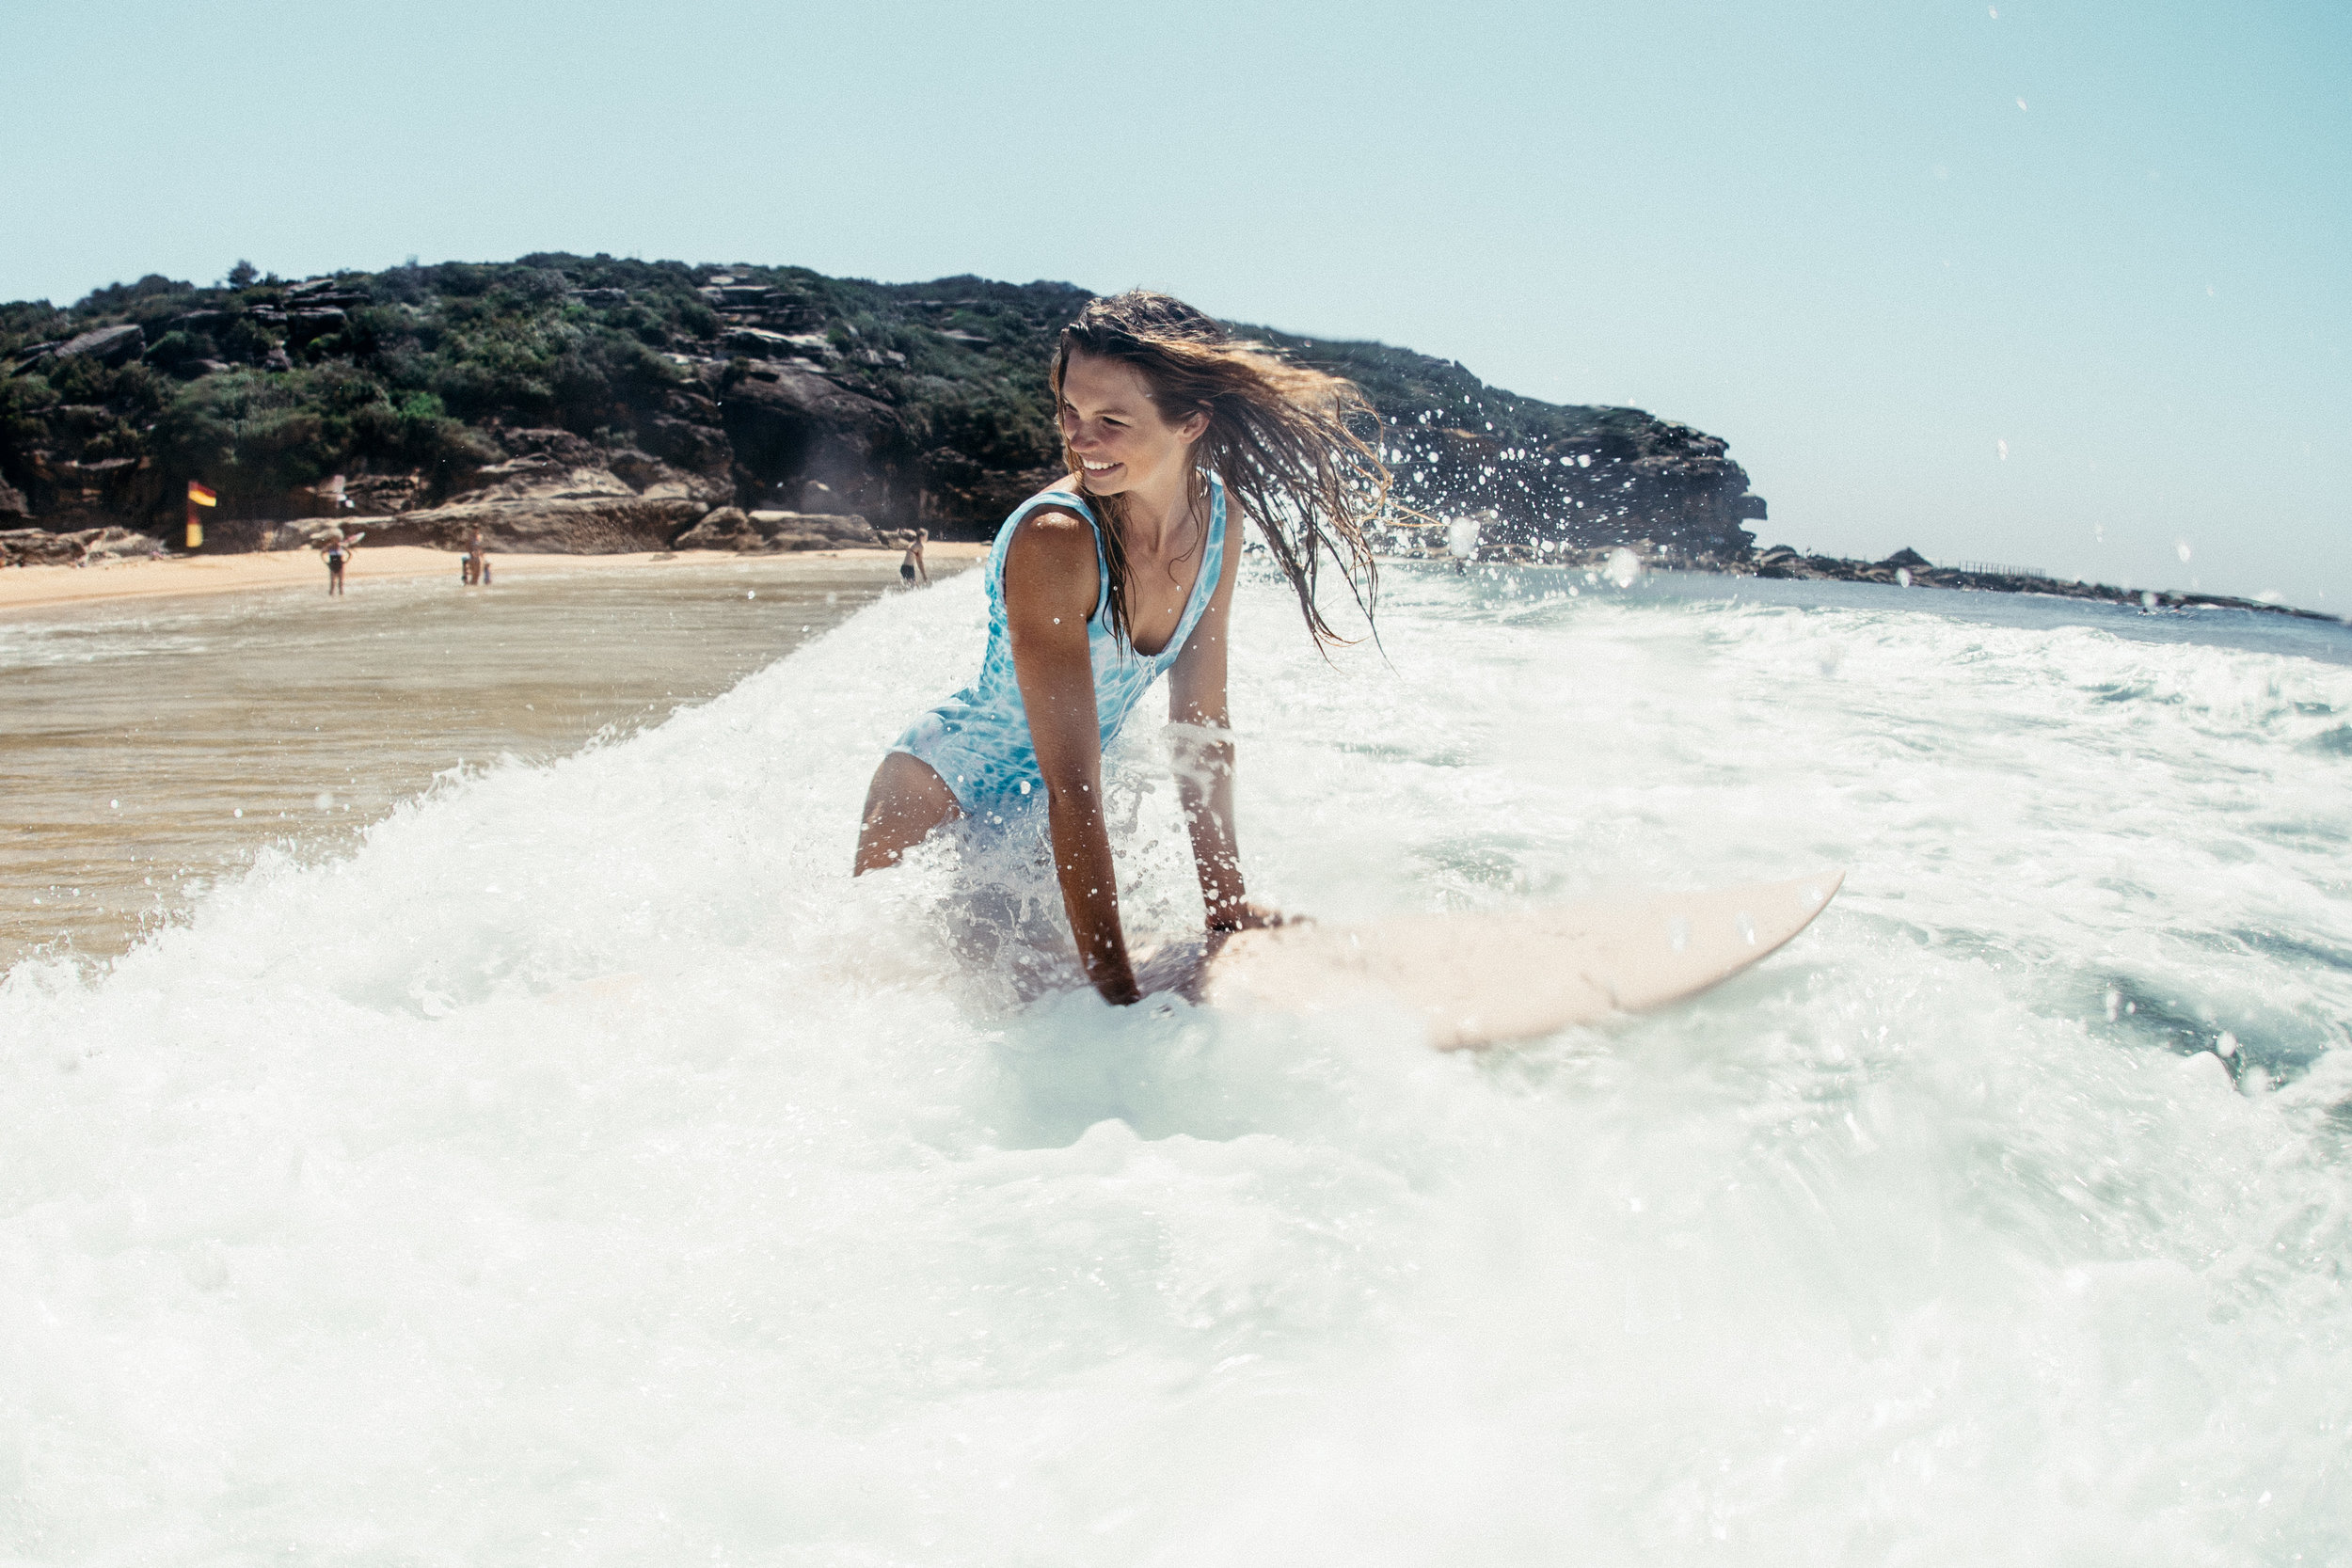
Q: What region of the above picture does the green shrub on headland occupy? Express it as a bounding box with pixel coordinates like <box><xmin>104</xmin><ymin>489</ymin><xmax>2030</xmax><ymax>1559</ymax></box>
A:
<box><xmin>0</xmin><ymin>254</ymin><xmax>1765</xmax><ymax>557</ymax></box>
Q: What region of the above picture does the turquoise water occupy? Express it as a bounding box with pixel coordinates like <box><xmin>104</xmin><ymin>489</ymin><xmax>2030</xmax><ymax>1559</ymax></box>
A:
<box><xmin>2</xmin><ymin>563</ymin><xmax>2347</xmax><ymax>1563</ymax></box>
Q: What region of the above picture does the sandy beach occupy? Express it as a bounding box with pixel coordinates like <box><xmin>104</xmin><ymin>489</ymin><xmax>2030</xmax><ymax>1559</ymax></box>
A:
<box><xmin>0</xmin><ymin>541</ymin><xmax>988</xmax><ymax>613</ymax></box>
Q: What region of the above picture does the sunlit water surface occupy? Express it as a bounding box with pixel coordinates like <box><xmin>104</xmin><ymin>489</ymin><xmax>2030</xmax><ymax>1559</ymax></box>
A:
<box><xmin>3</xmin><ymin>564</ymin><xmax>2349</xmax><ymax>1564</ymax></box>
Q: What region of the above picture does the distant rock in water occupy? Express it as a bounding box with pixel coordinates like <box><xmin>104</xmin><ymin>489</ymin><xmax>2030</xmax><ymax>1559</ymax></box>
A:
<box><xmin>1735</xmin><ymin>543</ymin><xmax>2341</xmax><ymax>624</ymax></box>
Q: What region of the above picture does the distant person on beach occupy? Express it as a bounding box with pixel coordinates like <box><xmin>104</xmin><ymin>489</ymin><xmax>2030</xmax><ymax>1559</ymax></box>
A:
<box><xmin>900</xmin><ymin>528</ymin><xmax>930</xmax><ymax>587</ymax></box>
<box><xmin>463</xmin><ymin>530</ymin><xmax>491</xmax><ymax>587</ymax></box>
<box><xmin>854</xmin><ymin>290</ymin><xmax>1388</xmax><ymax>1006</ymax></box>
<box><xmin>320</xmin><ymin>531</ymin><xmax>352</xmax><ymax>595</ymax></box>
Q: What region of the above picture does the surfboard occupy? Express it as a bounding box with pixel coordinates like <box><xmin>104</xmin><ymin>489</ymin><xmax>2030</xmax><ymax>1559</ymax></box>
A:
<box><xmin>1155</xmin><ymin>871</ymin><xmax>1844</xmax><ymax>1051</ymax></box>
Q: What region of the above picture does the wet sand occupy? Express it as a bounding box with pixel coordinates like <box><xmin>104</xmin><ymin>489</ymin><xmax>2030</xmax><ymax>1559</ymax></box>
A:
<box><xmin>1</xmin><ymin>549</ymin><xmax>979</xmax><ymax>965</ymax></box>
<box><xmin>0</xmin><ymin>543</ymin><xmax>986</xmax><ymax>613</ymax></box>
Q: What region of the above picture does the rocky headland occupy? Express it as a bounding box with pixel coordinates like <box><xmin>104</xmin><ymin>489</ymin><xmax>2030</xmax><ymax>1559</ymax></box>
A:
<box><xmin>3</xmin><ymin>256</ymin><xmax>2334</xmax><ymax>624</ymax></box>
<box><xmin>1</xmin><ymin>256</ymin><xmax>1762</xmax><ymax>571</ymax></box>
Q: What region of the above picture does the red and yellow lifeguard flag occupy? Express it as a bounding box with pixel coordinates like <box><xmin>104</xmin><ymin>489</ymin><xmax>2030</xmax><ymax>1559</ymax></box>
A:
<box><xmin>185</xmin><ymin>479</ymin><xmax>215</xmax><ymax>547</ymax></box>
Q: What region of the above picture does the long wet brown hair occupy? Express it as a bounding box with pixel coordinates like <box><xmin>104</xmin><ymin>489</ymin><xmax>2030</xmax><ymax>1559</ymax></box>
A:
<box><xmin>1050</xmin><ymin>291</ymin><xmax>1389</xmax><ymax>651</ymax></box>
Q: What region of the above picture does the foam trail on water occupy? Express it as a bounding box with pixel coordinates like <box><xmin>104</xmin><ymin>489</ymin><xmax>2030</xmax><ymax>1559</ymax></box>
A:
<box><xmin>3</xmin><ymin>566</ymin><xmax>2349</xmax><ymax>1562</ymax></box>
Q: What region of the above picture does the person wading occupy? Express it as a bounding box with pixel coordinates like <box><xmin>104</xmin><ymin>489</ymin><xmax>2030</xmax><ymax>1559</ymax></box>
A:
<box><xmin>319</xmin><ymin>531</ymin><xmax>353</xmax><ymax>596</ymax></box>
<box><xmin>853</xmin><ymin>290</ymin><xmax>1387</xmax><ymax>1006</ymax></box>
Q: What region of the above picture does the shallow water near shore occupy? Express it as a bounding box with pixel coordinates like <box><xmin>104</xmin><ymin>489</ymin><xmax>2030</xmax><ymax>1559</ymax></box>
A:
<box><xmin>3</xmin><ymin>562</ymin><xmax>2349</xmax><ymax>1563</ymax></box>
<box><xmin>0</xmin><ymin>554</ymin><xmax>937</xmax><ymax>965</ymax></box>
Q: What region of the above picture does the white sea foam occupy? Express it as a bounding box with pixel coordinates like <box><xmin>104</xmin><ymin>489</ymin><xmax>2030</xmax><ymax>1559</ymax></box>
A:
<box><xmin>4</xmin><ymin>567</ymin><xmax>2348</xmax><ymax>1562</ymax></box>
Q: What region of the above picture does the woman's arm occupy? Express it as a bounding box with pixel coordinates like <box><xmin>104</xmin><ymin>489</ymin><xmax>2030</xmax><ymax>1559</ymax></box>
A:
<box><xmin>1005</xmin><ymin>510</ymin><xmax>1139</xmax><ymax>1005</ymax></box>
<box><xmin>1167</xmin><ymin>512</ymin><xmax>1277</xmax><ymax>931</ymax></box>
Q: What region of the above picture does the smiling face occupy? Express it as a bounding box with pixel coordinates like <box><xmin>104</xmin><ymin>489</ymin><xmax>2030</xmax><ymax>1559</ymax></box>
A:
<box><xmin>1057</xmin><ymin>350</ymin><xmax>1208</xmax><ymax>499</ymax></box>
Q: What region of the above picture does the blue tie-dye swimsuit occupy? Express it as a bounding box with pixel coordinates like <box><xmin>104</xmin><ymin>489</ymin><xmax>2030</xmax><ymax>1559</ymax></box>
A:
<box><xmin>889</xmin><ymin>473</ymin><xmax>1229</xmax><ymax>819</ymax></box>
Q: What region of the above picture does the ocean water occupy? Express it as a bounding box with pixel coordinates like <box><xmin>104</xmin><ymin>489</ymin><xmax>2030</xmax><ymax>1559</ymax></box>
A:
<box><xmin>3</xmin><ymin>563</ymin><xmax>2348</xmax><ymax>1564</ymax></box>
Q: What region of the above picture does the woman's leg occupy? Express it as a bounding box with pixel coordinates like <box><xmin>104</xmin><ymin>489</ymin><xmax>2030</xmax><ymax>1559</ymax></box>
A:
<box><xmin>854</xmin><ymin>752</ymin><xmax>962</xmax><ymax>873</ymax></box>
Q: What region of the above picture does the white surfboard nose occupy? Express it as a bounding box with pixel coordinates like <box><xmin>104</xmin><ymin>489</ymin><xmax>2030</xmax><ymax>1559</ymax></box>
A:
<box><xmin>1202</xmin><ymin>869</ymin><xmax>1847</xmax><ymax>1050</ymax></box>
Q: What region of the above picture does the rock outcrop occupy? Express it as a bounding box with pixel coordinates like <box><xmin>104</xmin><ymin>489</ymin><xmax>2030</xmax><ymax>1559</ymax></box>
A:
<box><xmin>670</xmin><ymin>507</ymin><xmax>882</xmax><ymax>552</ymax></box>
<box><xmin>11</xmin><ymin>324</ymin><xmax>148</xmax><ymax>371</ymax></box>
<box><xmin>362</xmin><ymin>468</ymin><xmax>708</xmax><ymax>554</ymax></box>
<box><xmin>1382</xmin><ymin>418</ymin><xmax>1763</xmax><ymax>562</ymax></box>
<box><xmin>1735</xmin><ymin>545</ymin><xmax>2344</xmax><ymax>623</ymax></box>
<box><xmin>334</xmin><ymin>426</ymin><xmax>735</xmax><ymax>553</ymax></box>
<box><xmin>0</xmin><ymin>529</ymin><xmax>85</xmax><ymax>566</ymax></box>
<box><xmin>1279</xmin><ymin>332</ymin><xmax>1767</xmax><ymax>562</ymax></box>
<box><xmin>708</xmin><ymin>359</ymin><xmax>904</xmax><ymax>521</ymax></box>
<box><xmin>0</xmin><ymin>525</ymin><xmax>161</xmax><ymax>567</ymax></box>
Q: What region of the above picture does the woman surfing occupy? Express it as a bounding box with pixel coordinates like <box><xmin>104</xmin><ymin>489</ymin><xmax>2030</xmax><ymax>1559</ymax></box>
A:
<box><xmin>853</xmin><ymin>291</ymin><xmax>1389</xmax><ymax>1005</ymax></box>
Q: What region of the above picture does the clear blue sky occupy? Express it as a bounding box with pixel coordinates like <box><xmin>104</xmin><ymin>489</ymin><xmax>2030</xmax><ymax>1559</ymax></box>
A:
<box><xmin>6</xmin><ymin>0</ymin><xmax>2346</xmax><ymax>609</ymax></box>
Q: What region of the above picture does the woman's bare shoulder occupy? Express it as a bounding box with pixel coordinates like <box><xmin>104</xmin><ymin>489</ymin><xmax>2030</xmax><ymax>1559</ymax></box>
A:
<box><xmin>1008</xmin><ymin>492</ymin><xmax>1095</xmax><ymax>551</ymax></box>
<box><xmin>1013</xmin><ymin>481</ymin><xmax>1089</xmax><ymax>520</ymax></box>
<box><xmin>1003</xmin><ymin>498</ymin><xmax>1098</xmax><ymax>608</ymax></box>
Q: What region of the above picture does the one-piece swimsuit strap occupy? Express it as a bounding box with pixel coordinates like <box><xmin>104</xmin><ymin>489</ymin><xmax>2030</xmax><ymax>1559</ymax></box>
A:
<box><xmin>993</xmin><ymin>487</ymin><xmax>1112</xmax><ymax>628</ymax></box>
<box><xmin>1152</xmin><ymin>472</ymin><xmax>1228</xmax><ymax>667</ymax></box>
<box><xmin>999</xmin><ymin>474</ymin><xmax>1227</xmax><ymax>646</ymax></box>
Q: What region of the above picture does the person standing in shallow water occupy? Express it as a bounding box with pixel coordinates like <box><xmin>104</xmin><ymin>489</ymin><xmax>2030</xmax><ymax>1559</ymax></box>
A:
<box><xmin>900</xmin><ymin>527</ymin><xmax>930</xmax><ymax>587</ymax></box>
<box><xmin>853</xmin><ymin>291</ymin><xmax>1389</xmax><ymax>1006</ymax></box>
<box><xmin>319</xmin><ymin>531</ymin><xmax>352</xmax><ymax>595</ymax></box>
